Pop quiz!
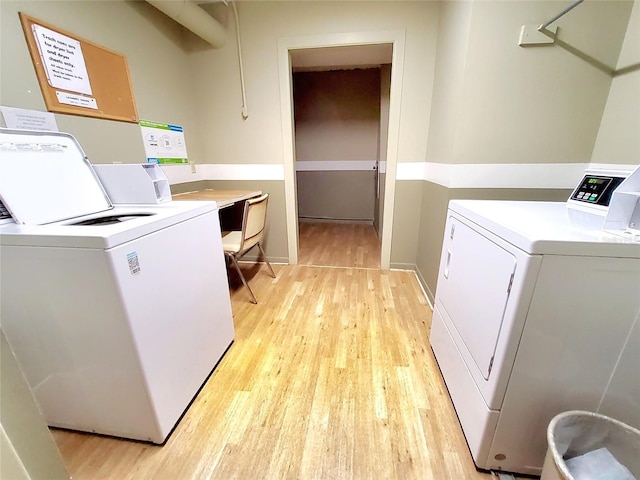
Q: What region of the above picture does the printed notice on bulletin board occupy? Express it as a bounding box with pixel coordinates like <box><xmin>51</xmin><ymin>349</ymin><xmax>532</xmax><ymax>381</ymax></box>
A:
<box><xmin>32</xmin><ymin>23</ymin><xmax>93</xmax><ymax>96</ymax></box>
<box><xmin>140</xmin><ymin>119</ymin><xmax>189</xmax><ymax>164</ymax></box>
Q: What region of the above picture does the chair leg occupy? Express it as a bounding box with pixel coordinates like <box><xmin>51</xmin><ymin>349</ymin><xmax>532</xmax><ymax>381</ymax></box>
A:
<box><xmin>228</xmin><ymin>253</ymin><xmax>257</xmax><ymax>304</ymax></box>
<box><xmin>258</xmin><ymin>243</ymin><xmax>276</xmax><ymax>278</ymax></box>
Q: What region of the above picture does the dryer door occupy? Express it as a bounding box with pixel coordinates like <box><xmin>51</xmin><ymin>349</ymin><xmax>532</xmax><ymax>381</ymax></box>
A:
<box><xmin>437</xmin><ymin>215</ymin><xmax>516</xmax><ymax>380</ymax></box>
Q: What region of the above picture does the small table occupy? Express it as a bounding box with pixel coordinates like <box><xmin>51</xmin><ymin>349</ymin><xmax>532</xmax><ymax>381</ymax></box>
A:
<box><xmin>173</xmin><ymin>189</ymin><xmax>262</xmax><ymax>231</ymax></box>
<box><xmin>172</xmin><ymin>189</ymin><xmax>262</xmax><ymax>208</ymax></box>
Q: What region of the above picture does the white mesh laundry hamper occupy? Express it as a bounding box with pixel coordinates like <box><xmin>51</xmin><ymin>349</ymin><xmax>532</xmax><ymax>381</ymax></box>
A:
<box><xmin>541</xmin><ymin>410</ymin><xmax>640</xmax><ymax>480</ymax></box>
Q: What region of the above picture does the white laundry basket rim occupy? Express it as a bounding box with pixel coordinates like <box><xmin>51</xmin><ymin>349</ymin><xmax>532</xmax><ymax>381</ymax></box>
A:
<box><xmin>546</xmin><ymin>410</ymin><xmax>640</xmax><ymax>480</ymax></box>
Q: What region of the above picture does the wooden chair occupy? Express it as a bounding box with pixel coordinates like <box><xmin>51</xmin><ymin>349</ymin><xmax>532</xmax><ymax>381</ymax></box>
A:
<box><xmin>221</xmin><ymin>193</ymin><xmax>276</xmax><ymax>303</ymax></box>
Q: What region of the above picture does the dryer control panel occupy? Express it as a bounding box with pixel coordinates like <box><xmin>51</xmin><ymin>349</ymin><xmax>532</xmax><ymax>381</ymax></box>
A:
<box><xmin>0</xmin><ymin>200</ymin><xmax>14</xmax><ymax>224</ymax></box>
<box><xmin>570</xmin><ymin>174</ymin><xmax>625</xmax><ymax>207</ymax></box>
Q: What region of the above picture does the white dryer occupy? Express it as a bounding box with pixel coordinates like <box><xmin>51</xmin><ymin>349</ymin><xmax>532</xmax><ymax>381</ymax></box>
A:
<box><xmin>430</xmin><ymin>167</ymin><xmax>640</xmax><ymax>475</ymax></box>
<box><xmin>0</xmin><ymin>129</ymin><xmax>234</xmax><ymax>444</ymax></box>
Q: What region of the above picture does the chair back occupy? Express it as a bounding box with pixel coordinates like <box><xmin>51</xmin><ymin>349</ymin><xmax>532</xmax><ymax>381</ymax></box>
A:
<box><xmin>240</xmin><ymin>193</ymin><xmax>269</xmax><ymax>252</ymax></box>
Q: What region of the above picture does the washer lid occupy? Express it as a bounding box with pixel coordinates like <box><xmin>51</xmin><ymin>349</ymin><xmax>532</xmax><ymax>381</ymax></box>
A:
<box><xmin>0</xmin><ymin>128</ymin><xmax>112</xmax><ymax>225</ymax></box>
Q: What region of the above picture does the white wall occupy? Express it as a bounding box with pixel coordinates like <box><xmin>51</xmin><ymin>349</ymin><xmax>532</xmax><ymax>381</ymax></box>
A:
<box><xmin>425</xmin><ymin>0</ymin><xmax>472</xmax><ymax>166</ymax></box>
<box><xmin>186</xmin><ymin>1</ymin><xmax>439</xmax><ymax>166</ymax></box>
<box><xmin>591</xmin><ymin>0</ymin><xmax>640</xmax><ymax>165</ymax></box>
<box><xmin>449</xmin><ymin>0</ymin><xmax>631</xmax><ymax>167</ymax></box>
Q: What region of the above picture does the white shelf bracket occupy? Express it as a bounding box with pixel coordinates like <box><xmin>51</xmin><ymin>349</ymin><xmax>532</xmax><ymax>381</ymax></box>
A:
<box><xmin>518</xmin><ymin>24</ymin><xmax>557</xmax><ymax>47</ymax></box>
<box><xmin>518</xmin><ymin>0</ymin><xmax>583</xmax><ymax>47</ymax></box>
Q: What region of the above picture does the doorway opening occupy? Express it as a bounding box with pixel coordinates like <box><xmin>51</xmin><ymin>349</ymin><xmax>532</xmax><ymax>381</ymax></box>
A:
<box><xmin>293</xmin><ymin>64</ymin><xmax>387</xmax><ymax>269</ymax></box>
<box><xmin>278</xmin><ymin>31</ymin><xmax>406</xmax><ymax>270</ymax></box>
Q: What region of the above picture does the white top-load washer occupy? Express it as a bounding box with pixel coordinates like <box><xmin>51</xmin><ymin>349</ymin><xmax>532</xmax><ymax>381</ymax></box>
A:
<box><xmin>0</xmin><ymin>129</ymin><xmax>234</xmax><ymax>444</ymax></box>
<box><xmin>430</xmin><ymin>166</ymin><xmax>640</xmax><ymax>475</ymax></box>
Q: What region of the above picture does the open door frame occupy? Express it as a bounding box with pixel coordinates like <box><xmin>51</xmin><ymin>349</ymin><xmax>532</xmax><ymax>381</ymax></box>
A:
<box><xmin>277</xmin><ymin>30</ymin><xmax>406</xmax><ymax>269</ymax></box>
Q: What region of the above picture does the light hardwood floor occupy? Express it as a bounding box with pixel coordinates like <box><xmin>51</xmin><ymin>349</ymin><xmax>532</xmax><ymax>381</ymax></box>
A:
<box><xmin>298</xmin><ymin>221</ymin><xmax>381</xmax><ymax>269</ymax></box>
<box><xmin>51</xmin><ymin>224</ymin><xmax>498</xmax><ymax>480</ymax></box>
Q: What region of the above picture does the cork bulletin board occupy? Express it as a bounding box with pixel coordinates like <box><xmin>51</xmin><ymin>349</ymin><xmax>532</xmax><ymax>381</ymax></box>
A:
<box><xmin>18</xmin><ymin>12</ymin><xmax>138</xmax><ymax>123</ymax></box>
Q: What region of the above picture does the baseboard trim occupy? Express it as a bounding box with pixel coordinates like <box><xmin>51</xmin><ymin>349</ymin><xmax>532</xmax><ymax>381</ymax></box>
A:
<box><xmin>298</xmin><ymin>216</ymin><xmax>374</xmax><ymax>225</ymax></box>
<box><xmin>414</xmin><ymin>267</ymin><xmax>435</xmax><ymax>309</ymax></box>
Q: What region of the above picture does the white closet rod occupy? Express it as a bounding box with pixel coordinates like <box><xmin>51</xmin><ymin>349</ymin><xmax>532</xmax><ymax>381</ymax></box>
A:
<box><xmin>539</xmin><ymin>0</ymin><xmax>585</xmax><ymax>32</ymax></box>
<box><xmin>531</xmin><ymin>0</ymin><xmax>638</xmax><ymax>77</ymax></box>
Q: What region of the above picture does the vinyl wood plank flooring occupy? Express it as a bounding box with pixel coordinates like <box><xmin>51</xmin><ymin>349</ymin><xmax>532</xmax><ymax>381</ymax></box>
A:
<box><xmin>298</xmin><ymin>221</ymin><xmax>381</xmax><ymax>269</ymax></box>
<box><xmin>51</xmin><ymin>261</ymin><xmax>500</xmax><ymax>480</ymax></box>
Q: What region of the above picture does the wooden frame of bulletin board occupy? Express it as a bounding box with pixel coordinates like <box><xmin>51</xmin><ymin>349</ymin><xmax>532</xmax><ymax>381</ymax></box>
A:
<box><xmin>19</xmin><ymin>12</ymin><xmax>139</xmax><ymax>123</ymax></box>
